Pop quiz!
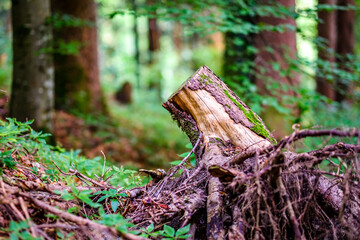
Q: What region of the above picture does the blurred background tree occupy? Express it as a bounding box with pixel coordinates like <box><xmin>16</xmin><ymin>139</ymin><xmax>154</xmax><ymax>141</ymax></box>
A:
<box><xmin>51</xmin><ymin>0</ymin><xmax>106</xmax><ymax>115</ymax></box>
<box><xmin>0</xmin><ymin>0</ymin><xmax>359</xmax><ymax>168</ymax></box>
<box><xmin>10</xmin><ymin>0</ymin><xmax>54</xmax><ymax>132</ymax></box>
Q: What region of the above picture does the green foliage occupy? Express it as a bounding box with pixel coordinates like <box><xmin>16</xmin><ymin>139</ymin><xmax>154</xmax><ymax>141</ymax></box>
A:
<box><xmin>0</xmin><ymin>118</ymin><xmax>145</xmax><ymax>188</ymax></box>
<box><xmin>93</xmin><ymin>188</ymin><xmax>127</xmax><ymax>212</ymax></box>
<box><xmin>3</xmin><ymin>220</ymin><xmax>41</xmax><ymax>240</ymax></box>
<box><xmin>138</xmin><ymin>223</ymin><xmax>162</xmax><ymax>238</ymax></box>
<box><xmin>159</xmin><ymin>224</ymin><xmax>191</xmax><ymax>240</ymax></box>
<box><xmin>106</xmin><ymin>0</ymin><xmax>360</xmax><ymax>132</ymax></box>
<box><xmin>170</xmin><ymin>142</ymin><xmax>196</xmax><ymax>167</ymax></box>
<box><xmin>98</xmin><ymin>213</ymin><xmax>136</xmax><ymax>234</ymax></box>
<box><xmin>47</xmin><ymin>13</ymin><xmax>93</xmax><ymax>29</ymax></box>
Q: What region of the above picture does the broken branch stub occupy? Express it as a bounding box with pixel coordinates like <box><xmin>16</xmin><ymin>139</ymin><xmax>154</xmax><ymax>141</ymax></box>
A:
<box><xmin>163</xmin><ymin>65</ymin><xmax>274</xmax><ymax>153</ymax></box>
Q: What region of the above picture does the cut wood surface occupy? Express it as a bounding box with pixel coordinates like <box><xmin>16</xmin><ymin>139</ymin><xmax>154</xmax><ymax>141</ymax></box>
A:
<box><xmin>163</xmin><ymin>65</ymin><xmax>274</xmax><ymax>151</ymax></box>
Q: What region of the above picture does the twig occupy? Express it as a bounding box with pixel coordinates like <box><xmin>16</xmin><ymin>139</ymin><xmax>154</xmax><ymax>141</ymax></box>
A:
<box><xmin>19</xmin><ymin>197</ymin><xmax>37</xmax><ymax>237</ymax></box>
<box><xmin>232</xmin><ymin>128</ymin><xmax>360</xmax><ymax>164</ymax></box>
<box><xmin>101</xmin><ymin>150</ymin><xmax>107</xmax><ymax>179</ymax></box>
<box><xmin>37</xmin><ymin>223</ymin><xmax>79</xmax><ymax>230</ymax></box>
<box><xmin>51</xmin><ymin>159</ymin><xmax>113</xmax><ymax>189</ymax></box>
<box><xmin>169</xmin><ymin>131</ymin><xmax>203</xmax><ymax>179</ymax></box>
<box><xmin>276</xmin><ymin>175</ymin><xmax>303</xmax><ymax>240</ymax></box>
<box><xmin>151</xmin><ymin>132</ymin><xmax>203</xmax><ymax>198</ymax></box>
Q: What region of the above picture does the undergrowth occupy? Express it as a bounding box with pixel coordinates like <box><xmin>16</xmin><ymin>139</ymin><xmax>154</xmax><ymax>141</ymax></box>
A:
<box><xmin>0</xmin><ymin>118</ymin><xmax>194</xmax><ymax>239</ymax></box>
<box><xmin>0</xmin><ymin>118</ymin><xmax>146</xmax><ymax>189</ymax></box>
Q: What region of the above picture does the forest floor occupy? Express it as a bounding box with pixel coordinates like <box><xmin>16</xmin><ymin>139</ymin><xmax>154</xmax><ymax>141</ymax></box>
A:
<box><xmin>0</xmin><ymin>92</ymin><xmax>188</xmax><ymax>170</ymax></box>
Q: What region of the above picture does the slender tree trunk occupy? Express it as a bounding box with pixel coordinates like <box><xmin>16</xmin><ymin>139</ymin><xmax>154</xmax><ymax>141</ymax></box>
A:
<box><xmin>316</xmin><ymin>0</ymin><xmax>337</xmax><ymax>100</ymax></box>
<box><xmin>10</xmin><ymin>0</ymin><xmax>54</xmax><ymax>132</ymax></box>
<box><xmin>131</xmin><ymin>0</ymin><xmax>141</xmax><ymax>90</ymax></box>
<box><xmin>335</xmin><ymin>0</ymin><xmax>355</xmax><ymax>102</ymax></box>
<box><xmin>172</xmin><ymin>22</ymin><xmax>183</xmax><ymax>52</ymax></box>
<box><xmin>148</xmin><ymin>18</ymin><xmax>160</xmax><ymax>63</ymax></box>
<box><xmin>51</xmin><ymin>0</ymin><xmax>105</xmax><ymax>115</ymax></box>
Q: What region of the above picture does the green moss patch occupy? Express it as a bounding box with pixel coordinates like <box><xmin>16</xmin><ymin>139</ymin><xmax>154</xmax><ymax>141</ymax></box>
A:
<box><xmin>199</xmin><ymin>73</ymin><xmax>213</xmax><ymax>85</ymax></box>
<box><xmin>224</xmin><ymin>89</ymin><xmax>276</xmax><ymax>144</ymax></box>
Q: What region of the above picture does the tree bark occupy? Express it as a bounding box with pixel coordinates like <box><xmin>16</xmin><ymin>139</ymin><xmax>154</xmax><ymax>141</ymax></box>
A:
<box><xmin>51</xmin><ymin>0</ymin><xmax>105</xmax><ymax>115</ymax></box>
<box><xmin>316</xmin><ymin>0</ymin><xmax>337</xmax><ymax>100</ymax></box>
<box><xmin>10</xmin><ymin>0</ymin><xmax>54</xmax><ymax>132</ymax></box>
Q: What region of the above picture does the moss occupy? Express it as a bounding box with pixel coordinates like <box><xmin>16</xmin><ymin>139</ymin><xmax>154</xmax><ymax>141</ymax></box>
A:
<box><xmin>199</xmin><ymin>74</ymin><xmax>213</xmax><ymax>85</ymax></box>
<box><xmin>224</xmin><ymin>89</ymin><xmax>276</xmax><ymax>144</ymax></box>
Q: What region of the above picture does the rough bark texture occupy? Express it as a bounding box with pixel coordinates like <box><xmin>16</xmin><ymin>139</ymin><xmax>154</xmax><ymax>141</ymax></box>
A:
<box><xmin>316</xmin><ymin>0</ymin><xmax>337</xmax><ymax>100</ymax></box>
<box><xmin>10</xmin><ymin>0</ymin><xmax>54</xmax><ymax>132</ymax></box>
<box><xmin>51</xmin><ymin>0</ymin><xmax>105</xmax><ymax>115</ymax></box>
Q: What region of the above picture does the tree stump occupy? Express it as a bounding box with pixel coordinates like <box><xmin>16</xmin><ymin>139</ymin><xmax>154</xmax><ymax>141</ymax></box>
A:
<box><xmin>115</xmin><ymin>81</ymin><xmax>132</xmax><ymax>104</ymax></box>
<box><xmin>115</xmin><ymin>65</ymin><xmax>360</xmax><ymax>240</ymax></box>
<box><xmin>163</xmin><ymin>65</ymin><xmax>275</xmax><ymax>239</ymax></box>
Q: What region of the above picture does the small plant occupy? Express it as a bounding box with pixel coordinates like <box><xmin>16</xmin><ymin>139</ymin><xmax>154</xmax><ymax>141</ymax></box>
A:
<box><xmin>98</xmin><ymin>213</ymin><xmax>136</xmax><ymax>234</ymax></box>
<box><xmin>159</xmin><ymin>224</ymin><xmax>191</xmax><ymax>240</ymax></box>
<box><xmin>138</xmin><ymin>223</ymin><xmax>162</xmax><ymax>238</ymax></box>
<box><xmin>93</xmin><ymin>188</ymin><xmax>127</xmax><ymax>213</ymax></box>
<box><xmin>2</xmin><ymin>220</ymin><xmax>41</xmax><ymax>240</ymax></box>
<box><xmin>55</xmin><ymin>185</ymin><xmax>103</xmax><ymax>210</ymax></box>
<box><xmin>171</xmin><ymin>142</ymin><xmax>196</xmax><ymax>167</ymax></box>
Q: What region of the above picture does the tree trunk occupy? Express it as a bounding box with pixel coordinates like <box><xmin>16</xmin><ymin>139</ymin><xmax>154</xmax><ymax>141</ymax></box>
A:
<box><xmin>253</xmin><ymin>0</ymin><xmax>299</xmax><ymax>138</ymax></box>
<box><xmin>10</xmin><ymin>0</ymin><xmax>54</xmax><ymax>132</ymax></box>
<box><xmin>163</xmin><ymin>65</ymin><xmax>274</xmax><ymax>239</ymax></box>
<box><xmin>335</xmin><ymin>0</ymin><xmax>355</xmax><ymax>102</ymax></box>
<box><xmin>51</xmin><ymin>0</ymin><xmax>105</xmax><ymax>115</ymax></box>
<box><xmin>316</xmin><ymin>0</ymin><xmax>337</xmax><ymax>100</ymax></box>
<box><xmin>148</xmin><ymin>17</ymin><xmax>160</xmax><ymax>63</ymax></box>
<box><xmin>254</xmin><ymin>0</ymin><xmax>299</xmax><ymax>91</ymax></box>
<box><xmin>131</xmin><ymin>0</ymin><xmax>141</xmax><ymax>90</ymax></box>
<box><xmin>223</xmin><ymin>0</ymin><xmax>299</xmax><ymax>138</ymax></box>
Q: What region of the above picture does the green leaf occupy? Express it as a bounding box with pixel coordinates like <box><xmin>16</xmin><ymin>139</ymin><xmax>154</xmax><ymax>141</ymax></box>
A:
<box><xmin>118</xmin><ymin>192</ymin><xmax>127</xmax><ymax>197</ymax></box>
<box><xmin>178</xmin><ymin>152</ymin><xmax>190</xmax><ymax>158</ymax></box>
<box><xmin>170</xmin><ymin>160</ymin><xmax>182</xmax><ymax>165</ymax></box>
<box><xmin>61</xmin><ymin>192</ymin><xmax>75</xmax><ymax>201</ymax></box>
<box><xmin>185</xmin><ymin>142</ymin><xmax>193</xmax><ymax>149</ymax></box>
<box><xmin>97</xmin><ymin>195</ymin><xmax>109</xmax><ymax>202</ymax></box>
<box><xmin>175</xmin><ymin>224</ymin><xmax>190</xmax><ymax>237</ymax></box>
<box><xmin>177</xmin><ymin>234</ymin><xmax>192</xmax><ymax>239</ymax></box>
<box><xmin>111</xmin><ymin>199</ymin><xmax>120</xmax><ymax>213</ymax></box>
<box><xmin>163</xmin><ymin>225</ymin><xmax>175</xmax><ymax>237</ymax></box>
<box><xmin>146</xmin><ymin>223</ymin><xmax>154</xmax><ymax>232</ymax></box>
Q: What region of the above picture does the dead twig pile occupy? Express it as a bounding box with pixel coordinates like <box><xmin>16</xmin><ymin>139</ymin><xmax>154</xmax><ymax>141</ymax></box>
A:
<box><xmin>121</xmin><ymin>128</ymin><xmax>360</xmax><ymax>240</ymax></box>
